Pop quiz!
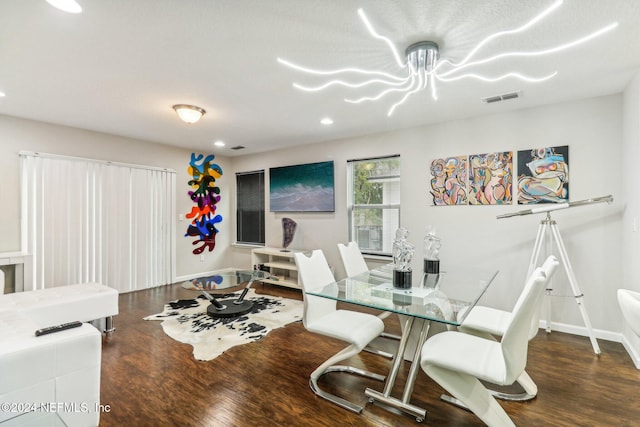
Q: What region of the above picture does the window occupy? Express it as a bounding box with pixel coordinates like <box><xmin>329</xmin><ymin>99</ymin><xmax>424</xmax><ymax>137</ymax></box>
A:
<box><xmin>236</xmin><ymin>170</ymin><xmax>265</xmax><ymax>245</ymax></box>
<box><xmin>347</xmin><ymin>155</ymin><xmax>400</xmax><ymax>256</ymax></box>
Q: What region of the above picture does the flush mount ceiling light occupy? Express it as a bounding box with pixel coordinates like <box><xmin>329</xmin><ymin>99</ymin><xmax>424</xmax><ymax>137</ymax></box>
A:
<box><xmin>277</xmin><ymin>0</ymin><xmax>618</xmax><ymax>117</ymax></box>
<box><xmin>172</xmin><ymin>104</ymin><xmax>206</xmax><ymax>124</ymax></box>
<box><xmin>46</xmin><ymin>0</ymin><xmax>82</xmax><ymax>14</ymax></box>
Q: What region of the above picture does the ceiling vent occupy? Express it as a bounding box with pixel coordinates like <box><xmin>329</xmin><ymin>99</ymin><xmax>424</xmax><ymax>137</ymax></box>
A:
<box><xmin>482</xmin><ymin>91</ymin><xmax>521</xmax><ymax>104</ymax></box>
<box><xmin>230</xmin><ymin>145</ymin><xmax>245</xmax><ymax>150</ymax></box>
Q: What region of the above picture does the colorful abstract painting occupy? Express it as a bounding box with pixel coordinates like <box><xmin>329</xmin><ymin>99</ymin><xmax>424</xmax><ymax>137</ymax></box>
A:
<box><xmin>430</xmin><ymin>156</ymin><xmax>468</xmax><ymax>206</ymax></box>
<box><xmin>185</xmin><ymin>153</ymin><xmax>223</xmax><ymax>254</ymax></box>
<box><xmin>468</xmin><ymin>151</ymin><xmax>513</xmax><ymax>205</ymax></box>
<box><xmin>269</xmin><ymin>161</ymin><xmax>334</xmax><ymax>212</ymax></box>
<box><xmin>517</xmin><ymin>146</ymin><xmax>569</xmax><ymax>204</ymax></box>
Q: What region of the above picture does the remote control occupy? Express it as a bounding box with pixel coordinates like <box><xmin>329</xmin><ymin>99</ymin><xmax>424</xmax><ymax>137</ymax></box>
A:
<box><xmin>35</xmin><ymin>321</ymin><xmax>82</xmax><ymax>337</ymax></box>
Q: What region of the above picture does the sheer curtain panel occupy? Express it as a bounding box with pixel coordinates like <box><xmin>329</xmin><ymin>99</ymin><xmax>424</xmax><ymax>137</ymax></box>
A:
<box><xmin>20</xmin><ymin>152</ymin><xmax>176</xmax><ymax>293</ymax></box>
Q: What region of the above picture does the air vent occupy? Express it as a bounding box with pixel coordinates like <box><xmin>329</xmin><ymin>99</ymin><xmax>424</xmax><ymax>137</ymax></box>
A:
<box><xmin>230</xmin><ymin>145</ymin><xmax>245</xmax><ymax>150</ymax></box>
<box><xmin>482</xmin><ymin>91</ymin><xmax>521</xmax><ymax>104</ymax></box>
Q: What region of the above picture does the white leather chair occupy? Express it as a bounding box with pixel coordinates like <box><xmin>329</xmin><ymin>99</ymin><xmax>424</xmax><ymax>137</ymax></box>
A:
<box><xmin>420</xmin><ymin>257</ymin><xmax>559</xmax><ymax>427</ymax></box>
<box><xmin>337</xmin><ymin>242</ymin><xmax>400</xmax><ymax>347</ymax></box>
<box><xmin>618</xmin><ymin>288</ymin><xmax>640</xmax><ymax>337</ymax></box>
<box><xmin>294</xmin><ymin>249</ymin><xmax>385</xmax><ymax>413</ymax></box>
<box><xmin>337</xmin><ymin>242</ymin><xmax>369</xmax><ymax>278</ymax></box>
<box><xmin>458</xmin><ymin>255</ymin><xmax>559</xmax><ymax>401</ymax></box>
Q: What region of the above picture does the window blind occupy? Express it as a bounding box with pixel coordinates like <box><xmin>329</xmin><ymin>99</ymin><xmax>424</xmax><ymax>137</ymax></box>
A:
<box><xmin>20</xmin><ymin>151</ymin><xmax>176</xmax><ymax>293</ymax></box>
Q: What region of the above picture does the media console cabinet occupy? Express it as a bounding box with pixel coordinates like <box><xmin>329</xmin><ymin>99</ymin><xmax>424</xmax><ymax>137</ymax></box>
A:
<box><xmin>250</xmin><ymin>247</ymin><xmax>301</xmax><ymax>290</ymax></box>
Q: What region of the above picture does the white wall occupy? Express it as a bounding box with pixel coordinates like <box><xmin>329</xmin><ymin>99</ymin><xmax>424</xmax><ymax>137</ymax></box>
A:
<box><xmin>229</xmin><ymin>94</ymin><xmax>625</xmax><ymax>341</ymax></box>
<box><xmin>621</xmin><ymin>72</ymin><xmax>640</xmax><ymax>364</ymax></box>
<box><xmin>0</xmin><ymin>115</ymin><xmax>233</xmax><ymax>281</ymax></box>
<box><xmin>0</xmin><ymin>93</ymin><xmax>632</xmax><ymax>347</ymax></box>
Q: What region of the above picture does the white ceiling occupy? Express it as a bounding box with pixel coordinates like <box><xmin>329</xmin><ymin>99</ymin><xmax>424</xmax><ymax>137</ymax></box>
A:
<box><xmin>1</xmin><ymin>0</ymin><xmax>639</xmax><ymax>156</ymax></box>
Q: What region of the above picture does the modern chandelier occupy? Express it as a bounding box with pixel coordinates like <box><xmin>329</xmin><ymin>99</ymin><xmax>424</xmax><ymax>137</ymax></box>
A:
<box><xmin>277</xmin><ymin>0</ymin><xmax>618</xmax><ymax>116</ymax></box>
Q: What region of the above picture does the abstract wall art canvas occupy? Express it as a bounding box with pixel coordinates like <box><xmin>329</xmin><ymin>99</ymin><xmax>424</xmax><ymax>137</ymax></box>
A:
<box><xmin>517</xmin><ymin>145</ymin><xmax>569</xmax><ymax>204</ymax></box>
<box><xmin>468</xmin><ymin>151</ymin><xmax>513</xmax><ymax>205</ymax></box>
<box><xmin>269</xmin><ymin>161</ymin><xmax>335</xmax><ymax>212</ymax></box>
<box><xmin>430</xmin><ymin>156</ymin><xmax>468</xmax><ymax>206</ymax></box>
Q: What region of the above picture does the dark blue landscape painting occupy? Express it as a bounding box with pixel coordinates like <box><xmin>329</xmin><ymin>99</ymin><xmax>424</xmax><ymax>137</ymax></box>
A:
<box><xmin>269</xmin><ymin>161</ymin><xmax>335</xmax><ymax>212</ymax></box>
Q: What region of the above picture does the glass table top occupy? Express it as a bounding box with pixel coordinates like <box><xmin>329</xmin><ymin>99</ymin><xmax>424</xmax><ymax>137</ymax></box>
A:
<box><xmin>306</xmin><ymin>265</ymin><xmax>498</xmax><ymax>327</ymax></box>
<box><xmin>188</xmin><ymin>269</ymin><xmax>271</xmax><ymax>291</ymax></box>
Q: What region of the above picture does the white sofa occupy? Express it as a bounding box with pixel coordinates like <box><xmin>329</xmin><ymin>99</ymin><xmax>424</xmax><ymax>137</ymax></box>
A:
<box><xmin>0</xmin><ymin>283</ymin><xmax>118</xmax><ymax>426</ymax></box>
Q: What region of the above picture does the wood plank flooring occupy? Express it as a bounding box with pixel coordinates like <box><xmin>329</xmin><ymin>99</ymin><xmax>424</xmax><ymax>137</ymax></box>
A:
<box><xmin>98</xmin><ymin>282</ymin><xmax>640</xmax><ymax>426</ymax></box>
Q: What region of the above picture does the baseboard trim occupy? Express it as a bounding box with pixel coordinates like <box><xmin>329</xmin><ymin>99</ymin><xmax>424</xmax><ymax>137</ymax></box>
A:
<box><xmin>538</xmin><ymin>320</ymin><xmax>640</xmax><ymax>369</ymax></box>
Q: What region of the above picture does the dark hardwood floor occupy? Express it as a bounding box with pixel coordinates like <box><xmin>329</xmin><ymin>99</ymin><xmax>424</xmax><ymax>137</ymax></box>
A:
<box><xmin>99</xmin><ymin>282</ymin><xmax>640</xmax><ymax>426</ymax></box>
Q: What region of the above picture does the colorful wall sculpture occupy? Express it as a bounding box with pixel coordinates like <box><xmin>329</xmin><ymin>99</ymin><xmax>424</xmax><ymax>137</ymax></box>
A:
<box><xmin>185</xmin><ymin>153</ymin><xmax>223</xmax><ymax>254</ymax></box>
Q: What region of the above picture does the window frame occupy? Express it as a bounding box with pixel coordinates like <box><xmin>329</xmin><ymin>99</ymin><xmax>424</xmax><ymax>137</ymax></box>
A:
<box><xmin>347</xmin><ymin>155</ymin><xmax>400</xmax><ymax>257</ymax></box>
<box><xmin>235</xmin><ymin>169</ymin><xmax>265</xmax><ymax>246</ymax></box>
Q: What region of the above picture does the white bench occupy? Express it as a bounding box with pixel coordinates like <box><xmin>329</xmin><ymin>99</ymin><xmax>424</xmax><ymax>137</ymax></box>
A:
<box><xmin>0</xmin><ymin>283</ymin><xmax>119</xmax><ymax>333</ymax></box>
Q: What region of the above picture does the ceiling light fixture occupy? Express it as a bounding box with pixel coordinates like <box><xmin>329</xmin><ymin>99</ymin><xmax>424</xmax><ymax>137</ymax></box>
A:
<box><xmin>0</xmin><ymin>91</ymin><xmax>5</xmax><ymax>97</ymax></box>
<box><xmin>46</xmin><ymin>0</ymin><xmax>82</xmax><ymax>14</ymax></box>
<box><xmin>172</xmin><ymin>104</ymin><xmax>206</xmax><ymax>124</ymax></box>
<box><xmin>278</xmin><ymin>0</ymin><xmax>618</xmax><ymax>117</ymax></box>
<box><xmin>320</xmin><ymin>117</ymin><xmax>334</xmax><ymax>125</ymax></box>
<box><xmin>214</xmin><ymin>140</ymin><xmax>226</xmax><ymax>147</ymax></box>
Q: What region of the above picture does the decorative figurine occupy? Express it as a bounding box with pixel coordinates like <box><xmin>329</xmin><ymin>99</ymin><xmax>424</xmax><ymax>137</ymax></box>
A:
<box><xmin>424</xmin><ymin>225</ymin><xmax>441</xmax><ymax>274</ymax></box>
<box><xmin>392</xmin><ymin>227</ymin><xmax>414</xmax><ymax>289</ymax></box>
<box><xmin>423</xmin><ymin>225</ymin><xmax>442</xmax><ymax>288</ymax></box>
<box><xmin>281</xmin><ymin>217</ymin><xmax>297</xmax><ymax>251</ymax></box>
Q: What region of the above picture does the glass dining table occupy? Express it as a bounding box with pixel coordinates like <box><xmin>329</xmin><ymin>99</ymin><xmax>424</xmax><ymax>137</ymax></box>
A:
<box><xmin>306</xmin><ymin>264</ymin><xmax>499</xmax><ymax>422</ymax></box>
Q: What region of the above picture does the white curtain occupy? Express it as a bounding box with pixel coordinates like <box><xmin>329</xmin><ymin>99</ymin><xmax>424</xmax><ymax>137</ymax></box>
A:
<box><xmin>20</xmin><ymin>152</ymin><xmax>176</xmax><ymax>293</ymax></box>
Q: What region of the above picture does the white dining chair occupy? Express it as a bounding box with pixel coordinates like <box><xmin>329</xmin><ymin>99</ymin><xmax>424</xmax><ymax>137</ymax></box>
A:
<box><xmin>457</xmin><ymin>255</ymin><xmax>559</xmax><ymax>401</ymax></box>
<box><xmin>294</xmin><ymin>249</ymin><xmax>386</xmax><ymax>413</ymax></box>
<box><xmin>420</xmin><ymin>257</ymin><xmax>559</xmax><ymax>427</ymax></box>
<box><xmin>337</xmin><ymin>242</ymin><xmax>369</xmax><ymax>278</ymax></box>
<box><xmin>337</xmin><ymin>242</ymin><xmax>401</xmax><ymax>345</ymax></box>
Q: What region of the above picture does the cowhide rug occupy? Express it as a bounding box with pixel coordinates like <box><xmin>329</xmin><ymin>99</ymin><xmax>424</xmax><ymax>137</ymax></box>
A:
<box><xmin>144</xmin><ymin>289</ymin><xmax>302</xmax><ymax>361</ymax></box>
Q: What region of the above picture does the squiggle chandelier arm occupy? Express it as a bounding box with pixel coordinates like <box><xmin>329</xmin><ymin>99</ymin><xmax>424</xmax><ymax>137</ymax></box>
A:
<box><xmin>430</xmin><ymin>72</ymin><xmax>438</xmax><ymax>100</ymax></box>
<box><xmin>435</xmin><ymin>0</ymin><xmax>563</xmax><ymax>72</ymax></box>
<box><xmin>436</xmin><ymin>71</ymin><xmax>558</xmax><ymax>83</ymax></box>
<box><xmin>345</xmin><ymin>73</ymin><xmax>418</xmax><ymax>103</ymax></box>
<box><xmin>293</xmin><ymin>76</ymin><xmax>410</xmax><ymax>92</ymax></box>
<box><xmin>358</xmin><ymin>8</ymin><xmax>406</xmax><ymax>69</ymax></box>
<box><xmin>438</xmin><ymin>22</ymin><xmax>618</xmax><ymax>78</ymax></box>
<box><xmin>387</xmin><ymin>69</ymin><xmax>426</xmax><ymax>116</ymax></box>
<box><xmin>277</xmin><ymin>57</ymin><xmax>407</xmax><ymax>81</ymax></box>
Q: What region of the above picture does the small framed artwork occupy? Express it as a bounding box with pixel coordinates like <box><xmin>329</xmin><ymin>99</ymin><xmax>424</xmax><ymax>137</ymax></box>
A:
<box><xmin>269</xmin><ymin>161</ymin><xmax>335</xmax><ymax>212</ymax></box>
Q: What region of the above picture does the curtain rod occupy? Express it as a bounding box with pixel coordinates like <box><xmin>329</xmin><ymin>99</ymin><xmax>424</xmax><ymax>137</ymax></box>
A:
<box><xmin>19</xmin><ymin>150</ymin><xmax>176</xmax><ymax>174</ymax></box>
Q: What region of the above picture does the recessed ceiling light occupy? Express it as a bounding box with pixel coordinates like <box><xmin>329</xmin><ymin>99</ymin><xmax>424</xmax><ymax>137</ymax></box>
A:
<box><xmin>46</xmin><ymin>0</ymin><xmax>82</xmax><ymax>14</ymax></box>
<box><xmin>214</xmin><ymin>140</ymin><xmax>226</xmax><ymax>147</ymax></box>
<box><xmin>320</xmin><ymin>117</ymin><xmax>334</xmax><ymax>125</ymax></box>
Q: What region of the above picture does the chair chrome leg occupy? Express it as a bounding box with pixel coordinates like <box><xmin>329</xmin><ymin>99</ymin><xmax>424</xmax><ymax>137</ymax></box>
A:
<box><xmin>364</xmin><ymin>346</ymin><xmax>394</xmax><ymax>359</ymax></box>
<box><xmin>310</xmin><ymin>365</ymin><xmax>385</xmax><ymax>413</ymax></box>
<box><xmin>380</xmin><ymin>331</ymin><xmax>402</xmax><ymax>340</ymax></box>
<box><xmin>440</xmin><ymin>394</ymin><xmax>471</xmax><ymax>410</ymax></box>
